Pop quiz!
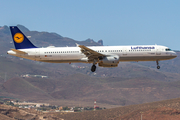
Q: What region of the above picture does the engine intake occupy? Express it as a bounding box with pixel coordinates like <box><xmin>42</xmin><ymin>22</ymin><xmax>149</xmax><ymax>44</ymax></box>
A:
<box><xmin>98</xmin><ymin>56</ymin><xmax>119</xmax><ymax>67</ymax></box>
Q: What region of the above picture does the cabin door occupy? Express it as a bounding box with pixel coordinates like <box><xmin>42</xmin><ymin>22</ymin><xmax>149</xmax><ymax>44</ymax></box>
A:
<box><xmin>123</xmin><ymin>47</ymin><xmax>127</xmax><ymax>55</ymax></box>
<box><xmin>156</xmin><ymin>47</ymin><xmax>161</xmax><ymax>55</ymax></box>
<box><xmin>35</xmin><ymin>49</ymin><xmax>40</xmax><ymax>58</ymax></box>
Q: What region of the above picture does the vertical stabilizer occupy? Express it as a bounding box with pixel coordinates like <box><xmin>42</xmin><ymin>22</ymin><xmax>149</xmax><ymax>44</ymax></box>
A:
<box><xmin>10</xmin><ymin>26</ymin><xmax>37</xmax><ymax>49</ymax></box>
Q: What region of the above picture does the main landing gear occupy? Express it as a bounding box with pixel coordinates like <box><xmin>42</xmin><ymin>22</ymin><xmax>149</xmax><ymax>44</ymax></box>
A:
<box><xmin>91</xmin><ymin>64</ymin><xmax>96</xmax><ymax>72</ymax></box>
<box><xmin>156</xmin><ymin>60</ymin><xmax>160</xmax><ymax>69</ymax></box>
<box><xmin>91</xmin><ymin>60</ymin><xmax>97</xmax><ymax>72</ymax></box>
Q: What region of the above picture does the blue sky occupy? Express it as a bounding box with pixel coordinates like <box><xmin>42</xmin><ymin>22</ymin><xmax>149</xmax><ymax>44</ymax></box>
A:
<box><xmin>1</xmin><ymin>0</ymin><xmax>180</xmax><ymax>49</ymax></box>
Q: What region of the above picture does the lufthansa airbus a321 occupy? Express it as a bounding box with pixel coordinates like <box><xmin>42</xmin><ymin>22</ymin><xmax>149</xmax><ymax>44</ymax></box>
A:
<box><xmin>7</xmin><ymin>26</ymin><xmax>177</xmax><ymax>72</ymax></box>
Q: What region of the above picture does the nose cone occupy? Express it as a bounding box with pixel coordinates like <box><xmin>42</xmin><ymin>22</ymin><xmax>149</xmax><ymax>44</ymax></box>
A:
<box><xmin>171</xmin><ymin>51</ymin><xmax>177</xmax><ymax>58</ymax></box>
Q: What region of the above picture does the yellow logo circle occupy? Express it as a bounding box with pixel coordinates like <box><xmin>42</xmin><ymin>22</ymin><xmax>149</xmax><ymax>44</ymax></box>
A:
<box><xmin>14</xmin><ymin>33</ymin><xmax>24</xmax><ymax>43</ymax></box>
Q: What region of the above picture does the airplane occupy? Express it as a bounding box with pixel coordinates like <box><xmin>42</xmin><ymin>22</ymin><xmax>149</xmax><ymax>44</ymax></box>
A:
<box><xmin>7</xmin><ymin>26</ymin><xmax>177</xmax><ymax>72</ymax></box>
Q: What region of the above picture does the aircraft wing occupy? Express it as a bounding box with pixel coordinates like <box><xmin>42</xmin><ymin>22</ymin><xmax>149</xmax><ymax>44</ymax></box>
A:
<box><xmin>78</xmin><ymin>45</ymin><xmax>105</xmax><ymax>60</ymax></box>
<box><xmin>11</xmin><ymin>49</ymin><xmax>27</xmax><ymax>54</ymax></box>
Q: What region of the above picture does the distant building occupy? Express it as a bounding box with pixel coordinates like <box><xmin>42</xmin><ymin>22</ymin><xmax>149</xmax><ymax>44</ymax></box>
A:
<box><xmin>14</xmin><ymin>102</ymin><xmax>49</xmax><ymax>107</ymax></box>
<box><xmin>59</xmin><ymin>106</ymin><xmax>63</xmax><ymax>110</ymax></box>
<box><xmin>21</xmin><ymin>74</ymin><xmax>48</xmax><ymax>78</ymax></box>
<box><xmin>61</xmin><ymin>110</ymin><xmax>74</xmax><ymax>112</ymax></box>
<box><xmin>36</xmin><ymin>104</ymin><xmax>41</xmax><ymax>107</ymax></box>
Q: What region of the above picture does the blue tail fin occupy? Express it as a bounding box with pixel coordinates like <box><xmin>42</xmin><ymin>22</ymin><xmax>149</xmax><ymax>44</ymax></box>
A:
<box><xmin>10</xmin><ymin>26</ymin><xmax>37</xmax><ymax>49</ymax></box>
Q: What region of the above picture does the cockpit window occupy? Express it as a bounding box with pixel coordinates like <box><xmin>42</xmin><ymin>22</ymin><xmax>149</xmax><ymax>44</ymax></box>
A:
<box><xmin>165</xmin><ymin>48</ymin><xmax>171</xmax><ymax>51</ymax></box>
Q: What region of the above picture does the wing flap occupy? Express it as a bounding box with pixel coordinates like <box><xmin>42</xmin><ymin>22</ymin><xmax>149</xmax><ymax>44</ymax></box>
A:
<box><xmin>78</xmin><ymin>45</ymin><xmax>105</xmax><ymax>60</ymax></box>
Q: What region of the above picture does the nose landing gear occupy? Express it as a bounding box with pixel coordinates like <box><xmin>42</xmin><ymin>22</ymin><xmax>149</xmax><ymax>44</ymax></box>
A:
<box><xmin>156</xmin><ymin>60</ymin><xmax>160</xmax><ymax>69</ymax></box>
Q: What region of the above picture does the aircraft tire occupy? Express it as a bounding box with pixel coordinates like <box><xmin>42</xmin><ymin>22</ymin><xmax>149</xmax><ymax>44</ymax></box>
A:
<box><xmin>91</xmin><ymin>65</ymin><xmax>96</xmax><ymax>72</ymax></box>
<box><xmin>157</xmin><ymin>66</ymin><xmax>160</xmax><ymax>69</ymax></box>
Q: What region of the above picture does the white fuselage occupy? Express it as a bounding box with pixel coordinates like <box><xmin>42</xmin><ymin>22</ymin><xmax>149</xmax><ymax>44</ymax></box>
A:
<box><xmin>7</xmin><ymin>45</ymin><xmax>177</xmax><ymax>64</ymax></box>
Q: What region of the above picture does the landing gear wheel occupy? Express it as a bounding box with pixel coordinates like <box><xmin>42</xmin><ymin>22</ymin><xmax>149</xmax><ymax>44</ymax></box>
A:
<box><xmin>156</xmin><ymin>60</ymin><xmax>160</xmax><ymax>69</ymax></box>
<box><xmin>91</xmin><ymin>65</ymin><xmax>96</xmax><ymax>72</ymax></box>
<box><xmin>157</xmin><ymin>66</ymin><xmax>160</xmax><ymax>69</ymax></box>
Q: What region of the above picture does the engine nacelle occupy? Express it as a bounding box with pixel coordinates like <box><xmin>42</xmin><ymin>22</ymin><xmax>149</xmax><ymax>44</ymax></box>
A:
<box><xmin>98</xmin><ymin>56</ymin><xmax>119</xmax><ymax>67</ymax></box>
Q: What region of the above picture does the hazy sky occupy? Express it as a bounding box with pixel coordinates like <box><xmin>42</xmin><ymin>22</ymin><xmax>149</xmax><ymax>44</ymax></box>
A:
<box><xmin>1</xmin><ymin>0</ymin><xmax>180</xmax><ymax>50</ymax></box>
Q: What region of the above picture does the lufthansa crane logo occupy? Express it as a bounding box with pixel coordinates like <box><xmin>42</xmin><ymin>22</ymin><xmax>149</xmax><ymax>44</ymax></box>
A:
<box><xmin>14</xmin><ymin>33</ymin><xmax>24</xmax><ymax>43</ymax></box>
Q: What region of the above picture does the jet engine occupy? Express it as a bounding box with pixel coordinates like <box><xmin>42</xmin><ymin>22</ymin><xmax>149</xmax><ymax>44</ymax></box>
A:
<box><xmin>98</xmin><ymin>55</ymin><xmax>119</xmax><ymax>67</ymax></box>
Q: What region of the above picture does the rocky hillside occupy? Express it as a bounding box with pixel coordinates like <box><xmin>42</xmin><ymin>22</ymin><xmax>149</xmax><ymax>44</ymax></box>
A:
<box><xmin>57</xmin><ymin>97</ymin><xmax>180</xmax><ymax>120</ymax></box>
<box><xmin>2</xmin><ymin>97</ymin><xmax>180</xmax><ymax>120</ymax></box>
<box><xmin>0</xmin><ymin>52</ymin><xmax>180</xmax><ymax>108</ymax></box>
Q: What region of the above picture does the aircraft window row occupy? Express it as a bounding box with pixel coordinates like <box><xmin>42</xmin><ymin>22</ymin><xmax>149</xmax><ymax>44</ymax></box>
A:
<box><xmin>96</xmin><ymin>49</ymin><xmax>152</xmax><ymax>52</ymax></box>
<box><xmin>108</xmin><ymin>50</ymin><xmax>122</xmax><ymax>52</ymax></box>
<box><xmin>44</xmin><ymin>49</ymin><xmax>152</xmax><ymax>54</ymax></box>
<box><xmin>129</xmin><ymin>49</ymin><xmax>151</xmax><ymax>52</ymax></box>
<box><xmin>44</xmin><ymin>51</ymin><xmax>79</xmax><ymax>54</ymax></box>
<box><xmin>96</xmin><ymin>50</ymin><xmax>123</xmax><ymax>52</ymax></box>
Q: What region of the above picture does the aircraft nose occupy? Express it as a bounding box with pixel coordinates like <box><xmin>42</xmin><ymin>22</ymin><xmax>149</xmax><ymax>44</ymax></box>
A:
<box><xmin>171</xmin><ymin>51</ymin><xmax>177</xmax><ymax>58</ymax></box>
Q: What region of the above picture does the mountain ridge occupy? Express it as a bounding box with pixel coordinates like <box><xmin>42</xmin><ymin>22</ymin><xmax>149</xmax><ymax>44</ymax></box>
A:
<box><xmin>0</xmin><ymin>24</ymin><xmax>103</xmax><ymax>55</ymax></box>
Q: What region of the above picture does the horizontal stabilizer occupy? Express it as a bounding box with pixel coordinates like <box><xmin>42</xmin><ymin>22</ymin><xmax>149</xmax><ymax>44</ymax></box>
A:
<box><xmin>11</xmin><ymin>49</ymin><xmax>27</xmax><ymax>54</ymax></box>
